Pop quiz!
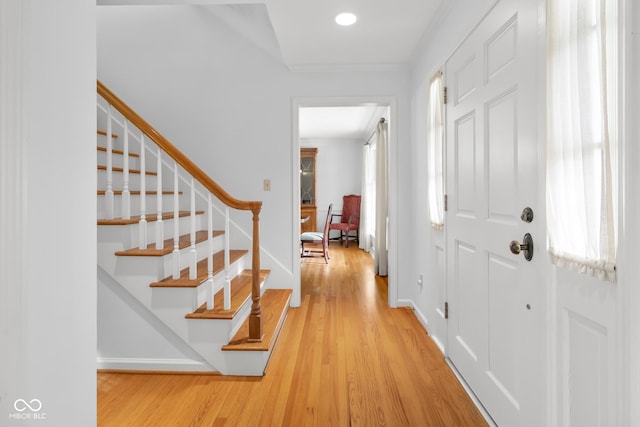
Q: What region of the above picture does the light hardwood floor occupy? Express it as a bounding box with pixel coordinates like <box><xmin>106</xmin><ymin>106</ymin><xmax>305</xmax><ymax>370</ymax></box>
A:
<box><xmin>98</xmin><ymin>244</ymin><xmax>488</xmax><ymax>426</ymax></box>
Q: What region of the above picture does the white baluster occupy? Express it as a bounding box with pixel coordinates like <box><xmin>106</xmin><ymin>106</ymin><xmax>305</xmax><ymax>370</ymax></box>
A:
<box><xmin>122</xmin><ymin>120</ymin><xmax>131</xmax><ymax>220</ymax></box>
<box><xmin>224</xmin><ymin>206</ymin><xmax>231</xmax><ymax>310</ymax></box>
<box><xmin>189</xmin><ymin>178</ymin><xmax>197</xmax><ymax>280</ymax></box>
<box><xmin>206</xmin><ymin>194</ymin><xmax>214</xmax><ymax>310</ymax></box>
<box><xmin>155</xmin><ymin>147</ymin><xmax>164</xmax><ymax>250</ymax></box>
<box><xmin>105</xmin><ymin>105</ymin><xmax>114</xmax><ymax>219</ymax></box>
<box><xmin>172</xmin><ymin>161</ymin><xmax>180</xmax><ymax>279</ymax></box>
<box><xmin>138</xmin><ymin>134</ymin><xmax>147</xmax><ymax>248</ymax></box>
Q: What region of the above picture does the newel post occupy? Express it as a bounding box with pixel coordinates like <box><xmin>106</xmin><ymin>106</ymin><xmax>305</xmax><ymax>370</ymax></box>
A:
<box><xmin>248</xmin><ymin>204</ymin><xmax>264</xmax><ymax>342</ymax></box>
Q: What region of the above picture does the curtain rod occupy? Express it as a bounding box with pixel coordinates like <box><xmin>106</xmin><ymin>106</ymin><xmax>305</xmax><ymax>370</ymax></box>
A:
<box><xmin>365</xmin><ymin>117</ymin><xmax>386</xmax><ymax>145</ymax></box>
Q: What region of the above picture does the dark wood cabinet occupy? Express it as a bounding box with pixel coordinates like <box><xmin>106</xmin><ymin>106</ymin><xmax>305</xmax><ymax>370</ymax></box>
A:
<box><xmin>300</xmin><ymin>148</ymin><xmax>318</xmax><ymax>232</ymax></box>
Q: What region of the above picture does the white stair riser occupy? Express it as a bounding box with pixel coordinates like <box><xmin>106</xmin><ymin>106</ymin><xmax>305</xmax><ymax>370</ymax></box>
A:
<box><xmin>97</xmin><ymin>194</ymin><xmax>192</xmax><ymax>219</ymax></box>
<box><xmin>96</xmin><ymin>150</ymin><xmax>141</xmax><ymax>170</ymax></box>
<box><xmin>97</xmin><ymin>168</ymin><xmax>184</xmax><ymax>191</ymax></box>
<box><xmin>222</xmin><ymin>350</ymin><xmax>272</xmax><ymax>376</ymax></box>
<box><xmin>195</xmin><ymin>255</ymin><xmax>246</xmax><ymax>310</ymax></box>
<box><xmin>101</xmin><ymin>249</ymin><xmax>247</xmax><ymax>312</ymax></box>
<box><xmin>97</xmin><ymin>169</ymin><xmax>159</xmax><ymax>190</ymax></box>
<box><xmin>98</xmin><ymin>226</ymin><xmax>225</xmax><ymax>268</ymax></box>
<box><xmin>98</xmin><ymin>214</ymin><xmax>210</xmax><ymax>250</ymax></box>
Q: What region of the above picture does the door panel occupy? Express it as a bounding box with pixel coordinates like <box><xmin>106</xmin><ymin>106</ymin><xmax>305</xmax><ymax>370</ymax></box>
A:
<box><xmin>455</xmin><ymin>113</ymin><xmax>478</xmax><ymax>217</ymax></box>
<box><xmin>487</xmin><ymin>254</ymin><xmax>518</xmax><ymax>401</ymax></box>
<box><xmin>445</xmin><ymin>0</ymin><xmax>545</xmax><ymax>425</ymax></box>
<box><xmin>456</xmin><ymin>241</ymin><xmax>483</xmax><ymax>363</ymax></box>
<box><xmin>487</xmin><ymin>89</ymin><xmax>517</xmax><ymax>222</ymax></box>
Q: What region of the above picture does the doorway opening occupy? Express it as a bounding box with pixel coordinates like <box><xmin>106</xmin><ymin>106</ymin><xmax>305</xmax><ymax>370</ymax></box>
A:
<box><xmin>291</xmin><ymin>97</ymin><xmax>396</xmax><ymax>309</ymax></box>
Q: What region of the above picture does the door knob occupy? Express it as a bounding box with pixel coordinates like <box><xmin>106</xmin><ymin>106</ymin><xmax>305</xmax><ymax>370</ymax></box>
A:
<box><xmin>509</xmin><ymin>233</ymin><xmax>533</xmax><ymax>261</ymax></box>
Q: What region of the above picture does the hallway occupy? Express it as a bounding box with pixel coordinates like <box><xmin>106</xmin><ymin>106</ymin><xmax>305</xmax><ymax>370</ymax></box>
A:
<box><xmin>98</xmin><ymin>245</ymin><xmax>486</xmax><ymax>425</ymax></box>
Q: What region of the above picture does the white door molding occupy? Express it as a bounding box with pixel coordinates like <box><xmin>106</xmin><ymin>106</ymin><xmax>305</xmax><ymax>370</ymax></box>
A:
<box><xmin>291</xmin><ymin>96</ymin><xmax>398</xmax><ymax>308</ymax></box>
<box><xmin>0</xmin><ymin>0</ymin><xmax>29</xmax><ymax>409</ymax></box>
<box><xmin>619</xmin><ymin>0</ymin><xmax>640</xmax><ymax>424</ymax></box>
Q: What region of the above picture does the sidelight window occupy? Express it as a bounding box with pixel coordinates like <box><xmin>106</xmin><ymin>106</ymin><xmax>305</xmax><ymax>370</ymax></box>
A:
<box><xmin>546</xmin><ymin>0</ymin><xmax>618</xmax><ymax>281</ymax></box>
<box><xmin>427</xmin><ymin>71</ymin><xmax>445</xmax><ymax>230</ymax></box>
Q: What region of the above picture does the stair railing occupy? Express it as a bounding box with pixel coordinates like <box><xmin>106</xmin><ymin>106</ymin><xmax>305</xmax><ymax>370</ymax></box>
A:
<box><xmin>97</xmin><ymin>81</ymin><xmax>264</xmax><ymax>342</ymax></box>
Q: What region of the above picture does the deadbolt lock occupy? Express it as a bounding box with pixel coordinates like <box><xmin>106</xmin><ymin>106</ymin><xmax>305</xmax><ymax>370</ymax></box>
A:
<box><xmin>521</xmin><ymin>207</ymin><xmax>534</xmax><ymax>223</ymax></box>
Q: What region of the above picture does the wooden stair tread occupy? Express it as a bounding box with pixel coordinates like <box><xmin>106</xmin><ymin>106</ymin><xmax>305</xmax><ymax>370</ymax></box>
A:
<box><xmin>222</xmin><ymin>289</ymin><xmax>292</xmax><ymax>352</ymax></box>
<box><xmin>97</xmin><ymin>190</ymin><xmax>181</xmax><ymax>195</ymax></box>
<box><xmin>186</xmin><ymin>270</ymin><xmax>270</xmax><ymax>320</ymax></box>
<box><xmin>98</xmin><ymin>165</ymin><xmax>157</xmax><ymax>176</ymax></box>
<box><xmin>97</xmin><ymin>130</ymin><xmax>119</xmax><ymax>138</ymax></box>
<box><xmin>150</xmin><ymin>249</ymin><xmax>248</xmax><ymax>288</ymax></box>
<box><xmin>116</xmin><ymin>230</ymin><xmax>224</xmax><ymax>257</ymax></box>
<box><xmin>97</xmin><ymin>210</ymin><xmax>203</xmax><ymax>225</ymax></box>
<box><xmin>97</xmin><ymin>146</ymin><xmax>139</xmax><ymax>158</ymax></box>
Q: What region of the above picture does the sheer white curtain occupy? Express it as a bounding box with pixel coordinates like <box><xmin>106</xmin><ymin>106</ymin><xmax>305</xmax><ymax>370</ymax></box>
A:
<box><xmin>547</xmin><ymin>0</ymin><xmax>618</xmax><ymax>281</ymax></box>
<box><xmin>359</xmin><ymin>142</ymin><xmax>375</xmax><ymax>252</ymax></box>
<box><xmin>427</xmin><ymin>71</ymin><xmax>445</xmax><ymax>230</ymax></box>
<box><xmin>374</xmin><ymin>119</ymin><xmax>389</xmax><ymax>276</ymax></box>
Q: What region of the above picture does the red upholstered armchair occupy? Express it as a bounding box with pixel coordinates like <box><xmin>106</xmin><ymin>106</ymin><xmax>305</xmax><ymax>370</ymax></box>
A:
<box><xmin>329</xmin><ymin>194</ymin><xmax>361</xmax><ymax>247</ymax></box>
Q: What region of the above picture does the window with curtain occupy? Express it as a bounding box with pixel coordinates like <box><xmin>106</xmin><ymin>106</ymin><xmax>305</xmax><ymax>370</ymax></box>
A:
<box><xmin>546</xmin><ymin>0</ymin><xmax>618</xmax><ymax>281</ymax></box>
<box><xmin>360</xmin><ymin>141</ymin><xmax>376</xmax><ymax>253</ymax></box>
<box><xmin>427</xmin><ymin>71</ymin><xmax>445</xmax><ymax>230</ymax></box>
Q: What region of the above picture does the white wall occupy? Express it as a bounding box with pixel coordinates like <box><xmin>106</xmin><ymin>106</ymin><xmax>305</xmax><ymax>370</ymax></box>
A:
<box><xmin>301</xmin><ymin>138</ymin><xmax>362</xmax><ymax>232</ymax></box>
<box><xmin>0</xmin><ymin>0</ymin><xmax>96</xmax><ymax>425</ymax></box>
<box><xmin>97</xmin><ymin>5</ymin><xmax>412</xmax><ymax>307</ymax></box>
<box><xmin>405</xmin><ymin>0</ymin><xmax>491</xmax><ymax>345</ymax></box>
<box><xmin>97</xmin><ymin>268</ymin><xmax>208</xmax><ymax>369</ymax></box>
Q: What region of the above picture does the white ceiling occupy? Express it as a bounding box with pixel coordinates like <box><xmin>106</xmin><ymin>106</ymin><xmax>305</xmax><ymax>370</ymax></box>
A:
<box><xmin>299</xmin><ymin>105</ymin><xmax>388</xmax><ymax>141</ymax></box>
<box><xmin>98</xmin><ymin>0</ymin><xmax>445</xmax><ymax>71</ymax></box>
<box><xmin>97</xmin><ymin>0</ymin><xmax>444</xmax><ymax>139</ymax></box>
<box><xmin>265</xmin><ymin>0</ymin><xmax>444</xmax><ymax>71</ymax></box>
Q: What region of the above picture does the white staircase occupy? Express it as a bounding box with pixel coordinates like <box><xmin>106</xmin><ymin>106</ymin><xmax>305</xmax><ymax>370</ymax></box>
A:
<box><xmin>96</xmin><ymin>82</ymin><xmax>291</xmax><ymax>376</ymax></box>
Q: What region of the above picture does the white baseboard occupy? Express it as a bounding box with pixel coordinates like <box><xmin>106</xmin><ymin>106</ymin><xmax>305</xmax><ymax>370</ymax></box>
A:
<box><xmin>97</xmin><ymin>357</ymin><xmax>214</xmax><ymax>373</ymax></box>
<box><xmin>429</xmin><ymin>333</ymin><xmax>446</xmax><ymax>355</ymax></box>
<box><xmin>397</xmin><ymin>299</ymin><xmax>446</xmax><ymax>355</ymax></box>
<box><xmin>401</xmin><ymin>299</ymin><xmax>492</xmax><ymax>424</ymax></box>
<box><xmin>397</xmin><ymin>298</ymin><xmax>429</xmax><ymax>330</ymax></box>
<box><xmin>445</xmin><ymin>358</ymin><xmax>497</xmax><ymax>427</ymax></box>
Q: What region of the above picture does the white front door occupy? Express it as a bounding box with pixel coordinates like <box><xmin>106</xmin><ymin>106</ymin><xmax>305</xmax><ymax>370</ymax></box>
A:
<box><xmin>445</xmin><ymin>0</ymin><xmax>546</xmax><ymax>425</ymax></box>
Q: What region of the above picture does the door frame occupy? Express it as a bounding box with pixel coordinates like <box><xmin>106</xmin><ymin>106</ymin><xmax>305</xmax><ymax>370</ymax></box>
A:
<box><xmin>290</xmin><ymin>96</ymin><xmax>398</xmax><ymax>308</ymax></box>
<box><xmin>620</xmin><ymin>2</ymin><xmax>640</xmax><ymax>425</ymax></box>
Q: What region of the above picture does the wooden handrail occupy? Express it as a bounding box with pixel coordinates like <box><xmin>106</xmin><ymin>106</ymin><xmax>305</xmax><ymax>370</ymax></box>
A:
<box><xmin>98</xmin><ymin>80</ymin><xmax>263</xmax><ymax>341</ymax></box>
<box><xmin>97</xmin><ymin>81</ymin><xmax>261</xmax><ymax>212</ymax></box>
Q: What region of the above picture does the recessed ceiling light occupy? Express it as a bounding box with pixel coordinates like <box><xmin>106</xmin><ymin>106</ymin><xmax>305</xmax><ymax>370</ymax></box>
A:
<box><xmin>335</xmin><ymin>12</ymin><xmax>357</xmax><ymax>26</ymax></box>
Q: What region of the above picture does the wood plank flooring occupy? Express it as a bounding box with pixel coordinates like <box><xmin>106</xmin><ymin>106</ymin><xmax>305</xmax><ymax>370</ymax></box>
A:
<box><xmin>97</xmin><ymin>245</ymin><xmax>488</xmax><ymax>426</ymax></box>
